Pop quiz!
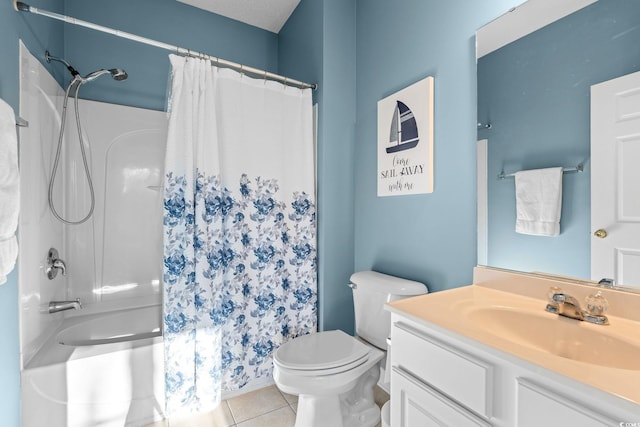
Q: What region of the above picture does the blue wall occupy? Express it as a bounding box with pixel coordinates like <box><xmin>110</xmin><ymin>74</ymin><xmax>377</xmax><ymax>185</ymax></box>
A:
<box><xmin>5</xmin><ymin>1</ymin><xmax>600</xmax><ymax>423</ymax></box>
<box><xmin>63</xmin><ymin>0</ymin><xmax>279</xmax><ymax>111</ymax></box>
<box><xmin>0</xmin><ymin>1</ymin><xmax>65</xmax><ymax>424</ymax></box>
<box><xmin>279</xmin><ymin>0</ymin><xmax>357</xmax><ymax>333</ymax></box>
<box><xmin>354</xmin><ymin>0</ymin><xmax>521</xmax><ymax>292</ymax></box>
<box><xmin>0</xmin><ymin>270</ymin><xmax>20</xmax><ymax>427</ymax></box>
<box><xmin>478</xmin><ymin>0</ymin><xmax>640</xmax><ymax>278</ymax></box>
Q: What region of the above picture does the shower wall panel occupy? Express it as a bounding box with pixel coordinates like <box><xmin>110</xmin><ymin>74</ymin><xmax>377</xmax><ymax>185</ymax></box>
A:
<box><xmin>18</xmin><ymin>42</ymin><xmax>66</xmax><ymax>368</ymax></box>
<box><xmin>63</xmin><ymin>100</ymin><xmax>167</xmax><ymax>312</ymax></box>
<box><xmin>18</xmin><ymin>42</ymin><xmax>167</xmax><ymax>368</ymax></box>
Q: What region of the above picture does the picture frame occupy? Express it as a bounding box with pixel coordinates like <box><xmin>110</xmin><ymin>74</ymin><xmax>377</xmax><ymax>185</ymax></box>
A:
<box><xmin>377</xmin><ymin>76</ymin><xmax>434</xmax><ymax>196</ymax></box>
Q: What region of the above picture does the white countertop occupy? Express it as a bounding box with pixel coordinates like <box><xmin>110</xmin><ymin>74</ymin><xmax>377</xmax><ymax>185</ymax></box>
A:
<box><xmin>386</xmin><ymin>274</ymin><xmax>640</xmax><ymax>411</ymax></box>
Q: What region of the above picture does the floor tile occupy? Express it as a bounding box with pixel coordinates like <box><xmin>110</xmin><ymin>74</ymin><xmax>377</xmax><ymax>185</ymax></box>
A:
<box><xmin>143</xmin><ymin>419</ymin><xmax>169</xmax><ymax>427</ymax></box>
<box><xmin>279</xmin><ymin>390</ymin><xmax>298</xmax><ymax>406</ymax></box>
<box><xmin>374</xmin><ymin>385</ymin><xmax>390</xmax><ymax>409</ymax></box>
<box><xmin>236</xmin><ymin>406</ymin><xmax>296</xmax><ymax>427</ymax></box>
<box><xmin>277</xmin><ymin>389</ymin><xmax>298</xmax><ymax>413</ymax></box>
<box><xmin>227</xmin><ymin>385</ymin><xmax>288</xmax><ymax>423</ymax></box>
<box><xmin>168</xmin><ymin>402</ymin><xmax>235</xmax><ymax>427</ymax></box>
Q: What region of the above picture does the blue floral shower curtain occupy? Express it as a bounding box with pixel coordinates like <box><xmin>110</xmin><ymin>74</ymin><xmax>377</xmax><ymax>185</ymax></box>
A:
<box><xmin>162</xmin><ymin>55</ymin><xmax>317</xmax><ymax>416</ymax></box>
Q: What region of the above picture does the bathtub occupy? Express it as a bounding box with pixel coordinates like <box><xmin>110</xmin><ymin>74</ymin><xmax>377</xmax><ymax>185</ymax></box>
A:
<box><xmin>57</xmin><ymin>305</ymin><xmax>161</xmax><ymax>346</ymax></box>
<box><xmin>21</xmin><ymin>305</ymin><xmax>166</xmax><ymax>427</ymax></box>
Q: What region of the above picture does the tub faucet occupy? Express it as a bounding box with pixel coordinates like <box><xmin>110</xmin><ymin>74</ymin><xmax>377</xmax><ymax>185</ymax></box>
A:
<box><xmin>49</xmin><ymin>298</ymin><xmax>82</xmax><ymax>314</ymax></box>
<box><xmin>545</xmin><ymin>288</ymin><xmax>609</xmax><ymax>325</ymax></box>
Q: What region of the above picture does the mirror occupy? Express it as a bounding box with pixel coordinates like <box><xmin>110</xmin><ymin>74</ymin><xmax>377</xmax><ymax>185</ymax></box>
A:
<box><xmin>477</xmin><ymin>0</ymin><xmax>640</xmax><ymax>289</ymax></box>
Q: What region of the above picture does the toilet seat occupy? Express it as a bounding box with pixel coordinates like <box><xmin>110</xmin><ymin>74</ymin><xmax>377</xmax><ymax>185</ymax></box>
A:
<box><xmin>274</xmin><ymin>330</ymin><xmax>372</xmax><ymax>376</ymax></box>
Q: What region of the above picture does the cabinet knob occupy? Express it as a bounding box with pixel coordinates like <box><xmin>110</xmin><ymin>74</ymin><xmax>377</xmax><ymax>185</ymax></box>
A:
<box><xmin>594</xmin><ymin>229</ymin><xmax>608</xmax><ymax>239</ymax></box>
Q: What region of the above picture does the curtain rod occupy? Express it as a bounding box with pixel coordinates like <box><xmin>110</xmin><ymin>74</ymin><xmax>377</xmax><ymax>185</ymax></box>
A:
<box><xmin>14</xmin><ymin>1</ymin><xmax>317</xmax><ymax>91</ymax></box>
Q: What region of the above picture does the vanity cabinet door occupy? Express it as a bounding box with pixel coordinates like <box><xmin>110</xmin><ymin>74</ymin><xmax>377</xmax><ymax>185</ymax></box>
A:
<box><xmin>516</xmin><ymin>379</ymin><xmax>617</xmax><ymax>427</ymax></box>
<box><xmin>393</xmin><ymin>321</ymin><xmax>494</xmax><ymax>418</ymax></box>
<box><xmin>391</xmin><ymin>367</ymin><xmax>492</xmax><ymax>427</ymax></box>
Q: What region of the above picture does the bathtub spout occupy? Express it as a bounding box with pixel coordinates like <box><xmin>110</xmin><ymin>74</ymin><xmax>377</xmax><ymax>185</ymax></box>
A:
<box><xmin>49</xmin><ymin>298</ymin><xmax>82</xmax><ymax>314</ymax></box>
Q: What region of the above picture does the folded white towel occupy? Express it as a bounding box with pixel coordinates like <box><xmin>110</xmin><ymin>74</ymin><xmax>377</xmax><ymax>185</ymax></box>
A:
<box><xmin>0</xmin><ymin>98</ymin><xmax>20</xmax><ymax>284</ymax></box>
<box><xmin>514</xmin><ymin>167</ymin><xmax>563</xmax><ymax>237</ymax></box>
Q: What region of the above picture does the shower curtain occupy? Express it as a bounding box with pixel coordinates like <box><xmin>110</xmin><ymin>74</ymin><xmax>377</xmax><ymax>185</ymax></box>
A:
<box><xmin>162</xmin><ymin>55</ymin><xmax>317</xmax><ymax>416</ymax></box>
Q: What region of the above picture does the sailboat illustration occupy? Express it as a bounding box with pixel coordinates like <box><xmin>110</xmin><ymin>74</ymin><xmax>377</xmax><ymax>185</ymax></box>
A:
<box><xmin>386</xmin><ymin>100</ymin><xmax>419</xmax><ymax>153</ymax></box>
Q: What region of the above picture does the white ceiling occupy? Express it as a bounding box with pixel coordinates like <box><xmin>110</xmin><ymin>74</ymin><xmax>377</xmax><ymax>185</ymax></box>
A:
<box><xmin>177</xmin><ymin>0</ymin><xmax>301</xmax><ymax>33</ymax></box>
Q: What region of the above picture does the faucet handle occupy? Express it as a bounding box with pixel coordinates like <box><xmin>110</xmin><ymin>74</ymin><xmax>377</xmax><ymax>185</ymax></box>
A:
<box><xmin>585</xmin><ymin>291</ymin><xmax>609</xmax><ymax>316</ymax></box>
<box><xmin>547</xmin><ymin>286</ymin><xmax>563</xmax><ymax>303</ymax></box>
<box><xmin>46</xmin><ymin>248</ymin><xmax>67</xmax><ymax>280</ymax></box>
<box><xmin>545</xmin><ymin>286</ymin><xmax>563</xmax><ymax>314</ymax></box>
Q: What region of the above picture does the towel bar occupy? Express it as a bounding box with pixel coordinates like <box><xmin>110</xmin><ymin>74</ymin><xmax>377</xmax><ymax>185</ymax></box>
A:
<box><xmin>498</xmin><ymin>163</ymin><xmax>584</xmax><ymax>180</ymax></box>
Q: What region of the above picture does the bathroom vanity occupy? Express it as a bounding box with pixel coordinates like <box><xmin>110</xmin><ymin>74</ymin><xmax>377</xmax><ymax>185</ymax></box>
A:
<box><xmin>386</xmin><ymin>267</ymin><xmax>640</xmax><ymax>426</ymax></box>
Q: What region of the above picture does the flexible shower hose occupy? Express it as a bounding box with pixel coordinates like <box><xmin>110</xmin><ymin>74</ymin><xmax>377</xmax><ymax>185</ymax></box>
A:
<box><xmin>48</xmin><ymin>77</ymin><xmax>96</xmax><ymax>225</ymax></box>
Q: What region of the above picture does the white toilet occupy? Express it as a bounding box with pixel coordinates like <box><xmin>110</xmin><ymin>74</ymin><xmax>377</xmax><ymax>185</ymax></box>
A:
<box><xmin>273</xmin><ymin>271</ymin><xmax>428</xmax><ymax>427</ymax></box>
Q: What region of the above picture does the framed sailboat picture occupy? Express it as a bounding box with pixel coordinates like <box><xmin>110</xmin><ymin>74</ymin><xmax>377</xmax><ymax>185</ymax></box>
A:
<box><xmin>377</xmin><ymin>76</ymin><xmax>434</xmax><ymax>196</ymax></box>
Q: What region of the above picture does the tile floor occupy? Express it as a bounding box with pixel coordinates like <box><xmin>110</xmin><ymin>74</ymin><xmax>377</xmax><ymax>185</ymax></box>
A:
<box><xmin>147</xmin><ymin>384</ymin><xmax>390</xmax><ymax>427</ymax></box>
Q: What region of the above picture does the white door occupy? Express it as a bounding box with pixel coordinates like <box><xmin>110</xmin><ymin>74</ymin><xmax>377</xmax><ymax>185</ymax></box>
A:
<box><xmin>591</xmin><ymin>70</ymin><xmax>640</xmax><ymax>287</ymax></box>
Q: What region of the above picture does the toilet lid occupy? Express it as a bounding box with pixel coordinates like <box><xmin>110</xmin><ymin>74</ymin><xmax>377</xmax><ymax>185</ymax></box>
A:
<box><xmin>275</xmin><ymin>330</ymin><xmax>371</xmax><ymax>371</ymax></box>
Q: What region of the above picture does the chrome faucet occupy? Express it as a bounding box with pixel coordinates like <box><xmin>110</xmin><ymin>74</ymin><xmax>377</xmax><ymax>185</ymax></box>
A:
<box><xmin>598</xmin><ymin>278</ymin><xmax>616</xmax><ymax>288</ymax></box>
<box><xmin>49</xmin><ymin>298</ymin><xmax>82</xmax><ymax>314</ymax></box>
<box><xmin>547</xmin><ymin>292</ymin><xmax>584</xmax><ymax>320</ymax></box>
<box><xmin>546</xmin><ymin>288</ymin><xmax>609</xmax><ymax>325</ymax></box>
<box><xmin>46</xmin><ymin>248</ymin><xmax>66</xmax><ymax>279</ymax></box>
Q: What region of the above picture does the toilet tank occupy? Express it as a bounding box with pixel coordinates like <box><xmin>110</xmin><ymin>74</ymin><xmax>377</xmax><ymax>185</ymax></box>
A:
<box><xmin>350</xmin><ymin>271</ymin><xmax>427</xmax><ymax>349</ymax></box>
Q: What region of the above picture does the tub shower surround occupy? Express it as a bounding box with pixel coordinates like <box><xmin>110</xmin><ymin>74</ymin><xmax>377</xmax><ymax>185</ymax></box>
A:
<box><xmin>19</xmin><ymin>44</ymin><xmax>169</xmax><ymax>427</ymax></box>
<box><xmin>162</xmin><ymin>56</ymin><xmax>317</xmax><ymax>416</ymax></box>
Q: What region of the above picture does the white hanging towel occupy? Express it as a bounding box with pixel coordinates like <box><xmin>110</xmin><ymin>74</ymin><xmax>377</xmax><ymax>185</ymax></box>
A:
<box><xmin>0</xmin><ymin>98</ymin><xmax>20</xmax><ymax>284</ymax></box>
<box><xmin>514</xmin><ymin>167</ymin><xmax>563</xmax><ymax>237</ymax></box>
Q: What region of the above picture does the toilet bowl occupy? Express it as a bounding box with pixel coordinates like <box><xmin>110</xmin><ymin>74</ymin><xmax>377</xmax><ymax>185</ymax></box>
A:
<box><xmin>273</xmin><ymin>330</ymin><xmax>384</xmax><ymax>427</ymax></box>
<box><xmin>273</xmin><ymin>271</ymin><xmax>428</xmax><ymax>427</ymax></box>
<box><xmin>381</xmin><ymin>400</ymin><xmax>390</xmax><ymax>427</ymax></box>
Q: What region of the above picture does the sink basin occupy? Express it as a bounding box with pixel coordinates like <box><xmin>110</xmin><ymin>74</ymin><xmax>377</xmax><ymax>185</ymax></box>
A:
<box><xmin>467</xmin><ymin>307</ymin><xmax>640</xmax><ymax>370</ymax></box>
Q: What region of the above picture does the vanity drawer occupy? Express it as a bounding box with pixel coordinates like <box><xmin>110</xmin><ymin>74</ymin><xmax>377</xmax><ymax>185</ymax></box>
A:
<box><xmin>516</xmin><ymin>379</ymin><xmax>617</xmax><ymax>427</ymax></box>
<box><xmin>392</xmin><ymin>321</ymin><xmax>494</xmax><ymax>418</ymax></box>
<box><xmin>391</xmin><ymin>367</ymin><xmax>492</xmax><ymax>427</ymax></box>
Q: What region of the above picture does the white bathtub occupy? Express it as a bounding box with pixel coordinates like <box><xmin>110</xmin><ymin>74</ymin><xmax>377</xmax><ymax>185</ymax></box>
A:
<box><xmin>21</xmin><ymin>305</ymin><xmax>166</xmax><ymax>427</ymax></box>
<box><xmin>57</xmin><ymin>305</ymin><xmax>161</xmax><ymax>346</ymax></box>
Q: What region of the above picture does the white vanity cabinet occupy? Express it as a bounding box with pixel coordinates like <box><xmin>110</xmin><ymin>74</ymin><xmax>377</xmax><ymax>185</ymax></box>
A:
<box><xmin>389</xmin><ymin>313</ymin><xmax>637</xmax><ymax>427</ymax></box>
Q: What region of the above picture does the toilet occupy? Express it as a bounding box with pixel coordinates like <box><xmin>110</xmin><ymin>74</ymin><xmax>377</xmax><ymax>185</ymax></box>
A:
<box><xmin>273</xmin><ymin>271</ymin><xmax>428</xmax><ymax>427</ymax></box>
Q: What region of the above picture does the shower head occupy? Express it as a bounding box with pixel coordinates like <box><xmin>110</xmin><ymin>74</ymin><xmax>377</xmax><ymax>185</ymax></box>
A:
<box><xmin>82</xmin><ymin>68</ymin><xmax>128</xmax><ymax>83</ymax></box>
<box><xmin>110</xmin><ymin>69</ymin><xmax>128</xmax><ymax>81</ymax></box>
<box><xmin>45</xmin><ymin>51</ymin><xmax>128</xmax><ymax>83</ymax></box>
